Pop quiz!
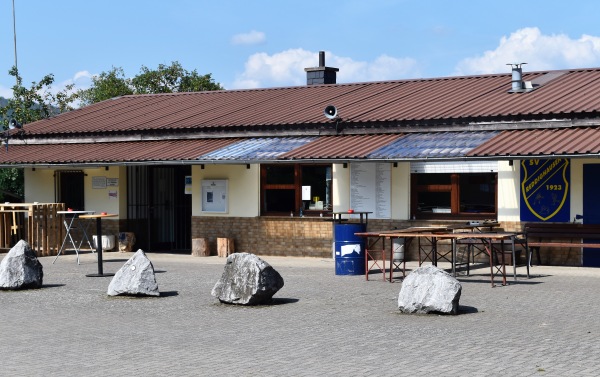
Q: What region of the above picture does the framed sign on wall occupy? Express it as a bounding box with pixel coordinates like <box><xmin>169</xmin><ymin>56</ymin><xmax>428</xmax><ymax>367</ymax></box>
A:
<box><xmin>520</xmin><ymin>158</ymin><xmax>570</xmax><ymax>222</ymax></box>
<box><xmin>201</xmin><ymin>179</ymin><xmax>228</xmax><ymax>213</ymax></box>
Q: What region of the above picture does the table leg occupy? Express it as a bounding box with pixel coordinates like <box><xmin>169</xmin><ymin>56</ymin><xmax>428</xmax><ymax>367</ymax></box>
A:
<box><xmin>451</xmin><ymin>238</ymin><xmax>456</xmax><ymax>277</ymax></box>
<box><xmin>511</xmin><ymin>237</ymin><xmax>517</xmax><ymax>280</ymax></box>
<box><xmin>54</xmin><ymin>216</ymin><xmax>78</xmax><ymax>264</ymax></box>
<box><xmin>500</xmin><ymin>240</ymin><xmax>507</xmax><ymax>286</ymax></box>
<box><xmin>86</xmin><ymin>217</ymin><xmax>114</xmax><ymax>277</ymax></box>
<box><xmin>432</xmin><ymin>237</ymin><xmax>437</xmax><ymax>267</ymax></box>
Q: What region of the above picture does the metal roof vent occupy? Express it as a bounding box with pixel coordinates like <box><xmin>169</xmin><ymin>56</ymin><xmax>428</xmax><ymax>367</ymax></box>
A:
<box><xmin>507</xmin><ymin>63</ymin><xmax>534</xmax><ymax>93</ymax></box>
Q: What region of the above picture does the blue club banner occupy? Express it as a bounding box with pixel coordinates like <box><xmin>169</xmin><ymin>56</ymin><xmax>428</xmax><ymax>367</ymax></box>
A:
<box><xmin>520</xmin><ymin>158</ymin><xmax>570</xmax><ymax>222</ymax></box>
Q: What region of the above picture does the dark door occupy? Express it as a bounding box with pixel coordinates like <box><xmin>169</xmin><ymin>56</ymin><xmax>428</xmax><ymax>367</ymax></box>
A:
<box><xmin>582</xmin><ymin>164</ymin><xmax>600</xmax><ymax>266</ymax></box>
<box><xmin>127</xmin><ymin>165</ymin><xmax>191</xmax><ymax>252</ymax></box>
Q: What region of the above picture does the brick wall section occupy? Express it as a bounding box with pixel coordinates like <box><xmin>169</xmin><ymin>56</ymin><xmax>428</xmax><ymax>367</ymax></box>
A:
<box><xmin>192</xmin><ymin>217</ymin><xmax>583</xmax><ymax>266</ymax></box>
<box><xmin>192</xmin><ymin>217</ymin><xmax>334</xmax><ymax>258</ymax></box>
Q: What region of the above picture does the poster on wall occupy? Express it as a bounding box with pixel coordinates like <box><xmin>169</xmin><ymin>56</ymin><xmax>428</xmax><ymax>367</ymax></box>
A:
<box><xmin>201</xmin><ymin>179</ymin><xmax>228</xmax><ymax>213</ymax></box>
<box><xmin>350</xmin><ymin>162</ymin><xmax>391</xmax><ymax>219</ymax></box>
<box><xmin>92</xmin><ymin>176</ymin><xmax>107</xmax><ymax>189</ymax></box>
<box><xmin>184</xmin><ymin>176</ymin><xmax>192</xmax><ymax>195</ymax></box>
<box><xmin>520</xmin><ymin>158</ymin><xmax>570</xmax><ymax>222</ymax></box>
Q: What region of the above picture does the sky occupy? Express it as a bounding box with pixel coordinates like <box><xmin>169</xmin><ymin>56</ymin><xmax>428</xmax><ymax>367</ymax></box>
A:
<box><xmin>1</xmin><ymin>0</ymin><xmax>600</xmax><ymax>100</ymax></box>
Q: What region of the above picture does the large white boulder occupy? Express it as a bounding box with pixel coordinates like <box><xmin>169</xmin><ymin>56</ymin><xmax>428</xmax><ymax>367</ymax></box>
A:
<box><xmin>398</xmin><ymin>265</ymin><xmax>461</xmax><ymax>315</ymax></box>
<box><xmin>0</xmin><ymin>240</ymin><xmax>43</xmax><ymax>290</ymax></box>
<box><xmin>107</xmin><ymin>249</ymin><xmax>159</xmax><ymax>296</ymax></box>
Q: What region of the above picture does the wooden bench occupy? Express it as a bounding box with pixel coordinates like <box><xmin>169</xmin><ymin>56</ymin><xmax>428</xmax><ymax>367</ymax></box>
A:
<box><xmin>524</xmin><ymin>223</ymin><xmax>600</xmax><ymax>265</ymax></box>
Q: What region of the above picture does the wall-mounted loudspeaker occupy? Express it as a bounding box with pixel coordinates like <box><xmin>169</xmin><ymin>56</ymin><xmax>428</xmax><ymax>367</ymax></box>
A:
<box><xmin>324</xmin><ymin>105</ymin><xmax>338</xmax><ymax>120</ymax></box>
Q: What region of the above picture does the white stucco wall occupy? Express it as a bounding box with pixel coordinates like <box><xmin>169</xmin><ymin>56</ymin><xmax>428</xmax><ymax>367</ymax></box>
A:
<box><xmin>192</xmin><ymin>164</ymin><xmax>259</xmax><ymax>217</ymax></box>
<box><xmin>24</xmin><ymin>166</ymin><xmax>124</xmax><ymax>218</ymax></box>
<box><xmin>570</xmin><ymin>158</ymin><xmax>593</xmax><ymax>220</ymax></box>
<box><xmin>24</xmin><ymin>168</ymin><xmax>54</xmax><ymax>203</ymax></box>
<box><xmin>391</xmin><ymin>162</ymin><xmax>410</xmax><ymax>220</ymax></box>
<box><xmin>26</xmin><ymin>158</ymin><xmax>595</xmax><ymax>224</ymax></box>
<box><xmin>497</xmin><ymin>160</ymin><xmax>520</xmax><ymax>221</ymax></box>
<box><xmin>332</xmin><ymin>163</ymin><xmax>349</xmax><ymax>213</ymax></box>
<box><xmin>84</xmin><ymin>166</ymin><xmax>122</xmax><ymax>217</ymax></box>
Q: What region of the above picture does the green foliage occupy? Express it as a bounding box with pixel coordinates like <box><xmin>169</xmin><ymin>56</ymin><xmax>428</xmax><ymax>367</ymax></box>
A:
<box><xmin>0</xmin><ymin>66</ymin><xmax>78</xmax><ymax>127</ymax></box>
<box><xmin>0</xmin><ymin>168</ymin><xmax>23</xmax><ymax>201</ymax></box>
<box><xmin>0</xmin><ymin>66</ymin><xmax>79</xmax><ymax>201</ymax></box>
<box><xmin>77</xmin><ymin>67</ymin><xmax>133</xmax><ymax>105</ymax></box>
<box><xmin>78</xmin><ymin>61</ymin><xmax>223</xmax><ymax>105</ymax></box>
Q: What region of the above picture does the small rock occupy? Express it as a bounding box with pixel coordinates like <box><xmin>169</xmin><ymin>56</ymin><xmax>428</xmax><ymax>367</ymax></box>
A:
<box><xmin>0</xmin><ymin>240</ymin><xmax>43</xmax><ymax>290</ymax></box>
<box><xmin>107</xmin><ymin>249</ymin><xmax>159</xmax><ymax>296</ymax></box>
<box><xmin>398</xmin><ymin>265</ymin><xmax>461</xmax><ymax>315</ymax></box>
<box><xmin>211</xmin><ymin>252</ymin><xmax>284</xmax><ymax>305</ymax></box>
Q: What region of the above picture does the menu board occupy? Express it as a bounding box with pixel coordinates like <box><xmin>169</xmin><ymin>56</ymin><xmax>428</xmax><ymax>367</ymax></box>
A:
<box><xmin>350</xmin><ymin>162</ymin><xmax>391</xmax><ymax>219</ymax></box>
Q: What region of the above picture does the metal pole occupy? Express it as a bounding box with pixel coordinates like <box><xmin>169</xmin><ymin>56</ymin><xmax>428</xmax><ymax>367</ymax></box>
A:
<box><xmin>12</xmin><ymin>0</ymin><xmax>18</xmax><ymax>78</ymax></box>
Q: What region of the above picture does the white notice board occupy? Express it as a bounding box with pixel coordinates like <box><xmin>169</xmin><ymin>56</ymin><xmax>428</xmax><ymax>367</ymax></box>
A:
<box><xmin>350</xmin><ymin>162</ymin><xmax>391</xmax><ymax>219</ymax></box>
<box><xmin>201</xmin><ymin>179</ymin><xmax>228</xmax><ymax>213</ymax></box>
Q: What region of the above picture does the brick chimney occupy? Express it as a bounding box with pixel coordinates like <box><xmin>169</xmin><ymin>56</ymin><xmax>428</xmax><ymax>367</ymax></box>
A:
<box><xmin>304</xmin><ymin>51</ymin><xmax>339</xmax><ymax>85</ymax></box>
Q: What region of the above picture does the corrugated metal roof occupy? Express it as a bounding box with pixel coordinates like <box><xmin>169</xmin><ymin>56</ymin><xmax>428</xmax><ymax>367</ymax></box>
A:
<box><xmin>368</xmin><ymin>131</ymin><xmax>499</xmax><ymax>159</ymax></box>
<box><xmin>467</xmin><ymin>127</ymin><xmax>600</xmax><ymax>157</ymax></box>
<box><xmin>18</xmin><ymin>67</ymin><xmax>600</xmax><ymax>137</ymax></box>
<box><xmin>279</xmin><ymin>134</ymin><xmax>402</xmax><ymax>159</ymax></box>
<box><xmin>198</xmin><ymin>137</ymin><xmax>316</xmax><ymax>161</ymax></box>
<box><xmin>0</xmin><ymin>139</ymin><xmax>240</xmax><ymax>165</ymax></box>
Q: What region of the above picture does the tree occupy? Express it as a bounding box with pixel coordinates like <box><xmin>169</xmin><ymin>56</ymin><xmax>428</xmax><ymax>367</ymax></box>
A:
<box><xmin>0</xmin><ymin>66</ymin><xmax>79</xmax><ymax>201</ymax></box>
<box><xmin>0</xmin><ymin>66</ymin><xmax>78</xmax><ymax>125</ymax></box>
<box><xmin>78</xmin><ymin>61</ymin><xmax>223</xmax><ymax>105</ymax></box>
<box><xmin>131</xmin><ymin>61</ymin><xmax>223</xmax><ymax>94</ymax></box>
<box><xmin>77</xmin><ymin>67</ymin><xmax>133</xmax><ymax>105</ymax></box>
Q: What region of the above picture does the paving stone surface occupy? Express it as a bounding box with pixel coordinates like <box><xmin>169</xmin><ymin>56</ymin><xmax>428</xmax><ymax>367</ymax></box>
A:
<box><xmin>1</xmin><ymin>251</ymin><xmax>600</xmax><ymax>376</ymax></box>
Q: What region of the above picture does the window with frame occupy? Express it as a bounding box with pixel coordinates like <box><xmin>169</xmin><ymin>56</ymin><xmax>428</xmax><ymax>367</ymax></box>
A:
<box><xmin>411</xmin><ymin>172</ymin><xmax>497</xmax><ymax>219</ymax></box>
<box><xmin>260</xmin><ymin>164</ymin><xmax>332</xmax><ymax>216</ymax></box>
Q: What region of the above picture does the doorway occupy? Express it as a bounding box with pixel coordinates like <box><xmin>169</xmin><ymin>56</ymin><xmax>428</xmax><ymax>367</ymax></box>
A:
<box><xmin>126</xmin><ymin>165</ymin><xmax>192</xmax><ymax>252</ymax></box>
<box><xmin>582</xmin><ymin>164</ymin><xmax>600</xmax><ymax>267</ymax></box>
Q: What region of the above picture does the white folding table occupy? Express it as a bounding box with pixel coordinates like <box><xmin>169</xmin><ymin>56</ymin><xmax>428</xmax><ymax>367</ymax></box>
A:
<box><xmin>53</xmin><ymin>210</ymin><xmax>95</xmax><ymax>264</ymax></box>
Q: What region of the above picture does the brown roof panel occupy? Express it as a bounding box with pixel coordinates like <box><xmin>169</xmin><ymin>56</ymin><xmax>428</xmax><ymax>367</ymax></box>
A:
<box><xmin>280</xmin><ymin>134</ymin><xmax>402</xmax><ymax>159</ymax></box>
<box><xmin>0</xmin><ymin>138</ymin><xmax>240</xmax><ymax>165</ymax></box>
<box><xmin>18</xmin><ymin>67</ymin><xmax>600</xmax><ymax>137</ymax></box>
<box><xmin>467</xmin><ymin>127</ymin><xmax>600</xmax><ymax>157</ymax></box>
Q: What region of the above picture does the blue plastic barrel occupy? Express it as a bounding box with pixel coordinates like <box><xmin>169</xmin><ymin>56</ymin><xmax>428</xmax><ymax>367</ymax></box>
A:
<box><xmin>334</xmin><ymin>223</ymin><xmax>366</xmax><ymax>275</ymax></box>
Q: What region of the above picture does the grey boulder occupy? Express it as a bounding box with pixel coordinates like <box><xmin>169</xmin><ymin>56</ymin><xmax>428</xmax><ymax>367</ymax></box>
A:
<box><xmin>107</xmin><ymin>249</ymin><xmax>159</xmax><ymax>296</ymax></box>
<box><xmin>212</xmin><ymin>252</ymin><xmax>284</xmax><ymax>305</ymax></box>
<box><xmin>398</xmin><ymin>265</ymin><xmax>461</xmax><ymax>315</ymax></box>
<box><xmin>0</xmin><ymin>240</ymin><xmax>43</xmax><ymax>290</ymax></box>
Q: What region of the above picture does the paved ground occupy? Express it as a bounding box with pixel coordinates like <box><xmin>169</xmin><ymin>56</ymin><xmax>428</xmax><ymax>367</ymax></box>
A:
<box><xmin>1</xmin><ymin>250</ymin><xmax>600</xmax><ymax>376</ymax></box>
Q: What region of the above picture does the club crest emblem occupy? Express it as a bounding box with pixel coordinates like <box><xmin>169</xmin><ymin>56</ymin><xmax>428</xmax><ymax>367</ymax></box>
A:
<box><xmin>521</xmin><ymin>159</ymin><xmax>569</xmax><ymax>221</ymax></box>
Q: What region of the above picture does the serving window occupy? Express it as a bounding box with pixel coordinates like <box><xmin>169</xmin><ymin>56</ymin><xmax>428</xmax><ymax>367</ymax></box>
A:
<box><xmin>411</xmin><ymin>172</ymin><xmax>497</xmax><ymax>220</ymax></box>
<box><xmin>260</xmin><ymin>164</ymin><xmax>332</xmax><ymax>216</ymax></box>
